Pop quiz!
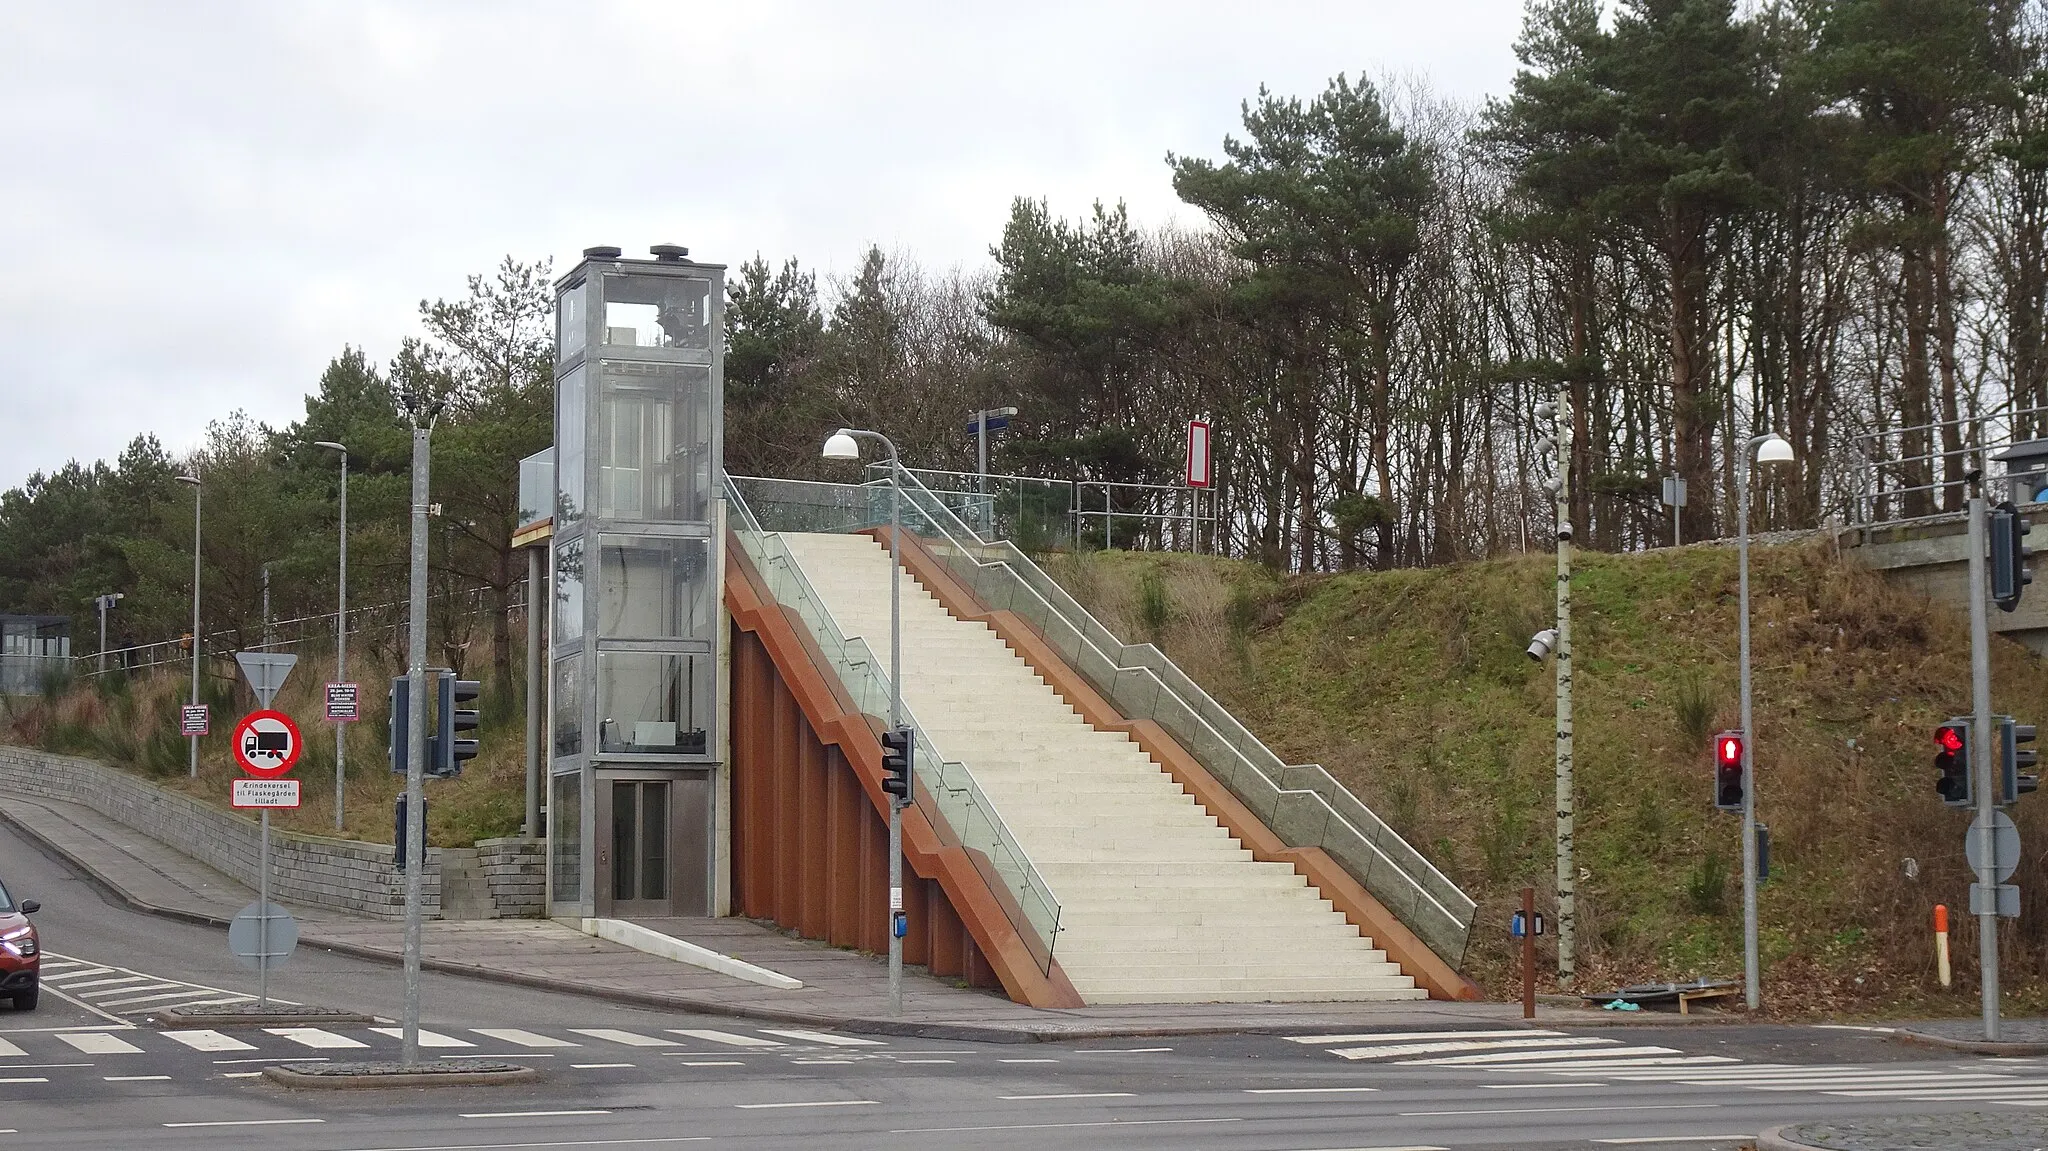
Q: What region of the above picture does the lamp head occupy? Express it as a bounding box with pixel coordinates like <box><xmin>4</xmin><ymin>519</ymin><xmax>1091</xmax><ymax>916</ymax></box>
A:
<box><xmin>313</xmin><ymin>441</ymin><xmax>347</xmax><ymax>453</ymax></box>
<box><xmin>1756</xmin><ymin>434</ymin><xmax>1794</xmax><ymax>465</ymax></box>
<box><xmin>175</xmin><ymin>475</ymin><xmax>200</xmax><ymax>487</ymax></box>
<box><xmin>822</xmin><ymin>430</ymin><xmax>862</xmax><ymax>461</ymax></box>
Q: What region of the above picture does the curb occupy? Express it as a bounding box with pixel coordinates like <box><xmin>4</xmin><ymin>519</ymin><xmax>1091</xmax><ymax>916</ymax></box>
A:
<box><xmin>262</xmin><ymin>1062</ymin><xmax>539</xmax><ymax>1089</ymax></box>
<box><xmin>1755</xmin><ymin>1127</ymin><xmax>1819</xmax><ymax>1151</ymax></box>
<box><xmin>1893</xmin><ymin>1027</ymin><xmax>2048</xmax><ymax>1057</ymax></box>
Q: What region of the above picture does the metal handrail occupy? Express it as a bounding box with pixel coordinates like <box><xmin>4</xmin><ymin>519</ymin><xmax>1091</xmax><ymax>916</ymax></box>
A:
<box><xmin>723</xmin><ymin>475</ymin><xmax>1063</xmax><ymax>974</ymax></box>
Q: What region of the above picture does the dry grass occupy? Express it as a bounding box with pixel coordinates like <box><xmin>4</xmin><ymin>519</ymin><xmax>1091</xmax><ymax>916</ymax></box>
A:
<box><xmin>1060</xmin><ymin>541</ymin><xmax>2048</xmax><ymax>1018</ymax></box>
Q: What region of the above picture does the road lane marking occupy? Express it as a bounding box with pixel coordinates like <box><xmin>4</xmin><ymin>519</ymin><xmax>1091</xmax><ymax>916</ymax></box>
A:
<box><xmin>164</xmin><ymin>1030</ymin><xmax>259</xmax><ymax>1052</ymax></box>
<box><xmin>1402</xmin><ymin>1045</ymin><xmax>1682</xmax><ymax>1066</ymax></box>
<box><xmin>999</xmin><ymin>1092</ymin><xmax>1134</xmax><ymax>1100</ymax></box>
<box><xmin>1594</xmin><ymin>1139</ymin><xmax>1756</xmax><ymax>1146</ymax></box>
<box><xmin>894</xmin><ymin>1059</ymin><xmax>955</xmax><ymax>1064</ymax></box>
<box><xmin>0</xmin><ymin>1077</ymin><xmax>49</xmax><ymax>1084</ymax></box>
<box><xmin>221</xmin><ymin>1072</ymin><xmax>263</xmax><ymax>1078</ymax></box>
<box><xmin>214</xmin><ymin>1056</ymin><xmax>328</xmax><ymax>1065</ymax></box>
<box><xmin>1334</xmin><ymin>1037</ymin><xmax>1614</xmax><ymax>1060</ymax></box>
<box><xmin>370</xmin><ymin>1027</ymin><xmax>475</xmax><ymax>1048</ymax></box>
<box><xmin>59</xmin><ymin>976</ymin><xmax>151</xmax><ymax>991</ymax></box>
<box><xmin>1398</xmin><ymin>1104</ymin><xmax>1722</xmax><ymax>1117</ymax></box>
<box><xmin>57</xmin><ymin>1033</ymin><xmax>143</xmax><ymax>1055</ymax></box>
<box><xmin>266</xmin><ymin>1028</ymin><xmax>369</xmax><ymax>1050</ymax></box>
<box><xmin>81</xmin><ymin>981</ymin><xmax>182</xmax><ymax>998</ymax></box>
<box><xmin>757</xmin><ymin>1028</ymin><xmax>884</xmax><ymax>1047</ymax></box>
<box><xmin>0</xmin><ymin>1038</ymin><xmax>23</xmax><ymax>1057</ymax></box>
<box><xmin>1484</xmin><ymin>1082</ymin><xmax>1605</xmax><ymax>1089</ymax></box>
<box><xmin>568</xmin><ymin>1028</ymin><xmax>672</xmax><ymax>1047</ymax></box>
<box><xmin>163</xmin><ymin>1119</ymin><xmax>326</xmax><ymax>1128</ymax></box>
<box><xmin>460</xmin><ymin>1111</ymin><xmax>611</xmax><ymax>1120</ymax></box>
<box><xmin>1084</xmin><ymin>1047</ymin><xmax>1171</xmax><ymax>1053</ymax></box>
<box><xmin>678</xmin><ymin>1061</ymin><xmax>744</xmax><ymax>1067</ymax></box>
<box><xmin>571</xmin><ymin>1063</ymin><xmax>636</xmax><ymax>1069</ymax></box>
<box><xmin>105</xmin><ymin>1075</ymin><xmax>172</xmax><ymax>1081</ymax></box>
<box><xmin>736</xmin><ymin>1099</ymin><xmax>879</xmax><ymax>1109</ymax></box>
<box><xmin>1244</xmin><ymin>1087</ymin><xmax>1380</xmax><ymax>1094</ymax></box>
<box><xmin>1288</xmin><ymin>1029</ymin><xmax>1565</xmax><ymax>1044</ymax></box>
<box><xmin>667</xmin><ymin>1029</ymin><xmax>783</xmax><ymax>1047</ymax></box>
<box><xmin>999</xmin><ymin>1058</ymin><xmax>1058</xmax><ymax>1063</ymax></box>
<box><xmin>100</xmin><ymin>990</ymin><xmax>239</xmax><ymax>1009</ymax></box>
<box><xmin>890</xmin><ymin>1118</ymin><xmax>1241</xmax><ymax>1134</ymax></box>
<box><xmin>471</xmin><ymin>1029</ymin><xmax>580</xmax><ymax>1049</ymax></box>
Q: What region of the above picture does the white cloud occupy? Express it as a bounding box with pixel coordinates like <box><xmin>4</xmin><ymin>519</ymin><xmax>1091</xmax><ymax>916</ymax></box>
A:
<box><xmin>0</xmin><ymin>0</ymin><xmax>1523</xmax><ymax>488</ymax></box>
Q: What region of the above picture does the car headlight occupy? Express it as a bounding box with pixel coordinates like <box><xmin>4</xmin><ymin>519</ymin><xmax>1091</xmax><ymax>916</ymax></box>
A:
<box><xmin>0</xmin><ymin>939</ymin><xmax>30</xmax><ymax>958</ymax></box>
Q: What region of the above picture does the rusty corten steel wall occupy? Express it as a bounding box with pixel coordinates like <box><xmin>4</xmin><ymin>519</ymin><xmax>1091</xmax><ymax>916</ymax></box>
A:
<box><xmin>728</xmin><ymin>627</ymin><xmax>996</xmax><ymax>989</ymax></box>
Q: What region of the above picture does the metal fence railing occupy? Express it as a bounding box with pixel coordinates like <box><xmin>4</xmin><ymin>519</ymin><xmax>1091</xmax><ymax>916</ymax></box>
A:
<box><xmin>725</xmin><ymin>475</ymin><xmax>1064</xmax><ymax>975</ymax></box>
<box><xmin>734</xmin><ymin>468</ymin><xmax>1477</xmax><ymax>967</ymax></box>
<box><xmin>1850</xmin><ymin>403</ymin><xmax>2048</xmax><ymax>529</ymax></box>
<box><xmin>860</xmin><ymin>465</ymin><xmax>1220</xmax><ymax>555</ymax></box>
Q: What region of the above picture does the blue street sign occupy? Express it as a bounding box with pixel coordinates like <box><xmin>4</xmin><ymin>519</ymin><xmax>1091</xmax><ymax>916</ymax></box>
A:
<box><xmin>1511</xmin><ymin>910</ymin><xmax>1546</xmax><ymax>939</ymax></box>
<box><xmin>965</xmin><ymin>416</ymin><xmax>1011</xmax><ymax>436</ymax></box>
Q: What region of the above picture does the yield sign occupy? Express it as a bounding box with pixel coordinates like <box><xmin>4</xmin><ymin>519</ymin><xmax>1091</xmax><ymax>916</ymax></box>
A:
<box><xmin>232</xmin><ymin>709</ymin><xmax>302</xmax><ymax>778</ymax></box>
<box><xmin>235</xmin><ymin>652</ymin><xmax>299</xmax><ymax>708</ymax></box>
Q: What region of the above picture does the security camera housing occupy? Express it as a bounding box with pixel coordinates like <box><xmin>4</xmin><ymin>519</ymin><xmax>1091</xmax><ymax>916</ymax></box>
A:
<box><xmin>1557</xmin><ymin>521</ymin><xmax>1574</xmax><ymax>541</ymax></box>
<box><xmin>1527</xmin><ymin>628</ymin><xmax>1558</xmax><ymax>662</ymax></box>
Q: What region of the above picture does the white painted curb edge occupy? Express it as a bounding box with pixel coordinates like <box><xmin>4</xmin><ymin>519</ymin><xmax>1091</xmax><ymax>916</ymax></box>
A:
<box><xmin>580</xmin><ymin>918</ymin><xmax>805</xmax><ymax>990</ymax></box>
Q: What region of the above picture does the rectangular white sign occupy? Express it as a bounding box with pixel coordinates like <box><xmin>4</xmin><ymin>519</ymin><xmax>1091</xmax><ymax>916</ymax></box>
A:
<box><xmin>180</xmin><ymin>704</ymin><xmax>209</xmax><ymax>736</ymax></box>
<box><xmin>1186</xmin><ymin>419</ymin><xmax>1213</xmax><ymax>488</ymax></box>
<box><xmin>232</xmin><ymin>778</ymin><xmax>301</xmax><ymax>809</ymax></box>
<box><xmin>325</xmin><ymin>682</ymin><xmax>360</xmax><ymax>722</ymax></box>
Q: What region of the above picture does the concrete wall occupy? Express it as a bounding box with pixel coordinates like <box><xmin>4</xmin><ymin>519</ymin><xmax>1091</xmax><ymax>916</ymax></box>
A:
<box><xmin>1840</xmin><ymin>511</ymin><xmax>2048</xmax><ymax>655</ymax></box>
<box><xmin>0</xmin><ymin>746</ymin><xmax>541</xmax><ymax>920</ymax></box>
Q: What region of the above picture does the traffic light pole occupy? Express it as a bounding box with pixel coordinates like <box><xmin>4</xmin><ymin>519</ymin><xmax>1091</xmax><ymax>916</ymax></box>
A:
<box><xmin>1737</xmin><ymin>444</ymin><xmax>1760</xmax><ymax>1011</ymax></box>
<box><xmin>1967</xmin><ymin>475</ymin><xmax>2000</xmax><ymax>1041</ymax></box>
<box><xmin>401</xmin><ymin>422</ymin><xmax>432</xmax><ymax>1066</ymax></box>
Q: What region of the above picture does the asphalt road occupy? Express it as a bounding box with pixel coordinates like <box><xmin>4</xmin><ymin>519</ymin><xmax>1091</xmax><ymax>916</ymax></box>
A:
<box><xmin>3</xmin><ymin>815</ymin><xmax>2043</xmax><ymax>1150</ymax></box>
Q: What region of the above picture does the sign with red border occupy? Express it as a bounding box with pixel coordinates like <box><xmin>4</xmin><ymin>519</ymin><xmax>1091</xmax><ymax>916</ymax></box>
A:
<box><xmin>1186</xmin><ymin>419</ymin><xmax>1213</xmax><ymax>488</ymax></box>
<box><xmin>232</xmin><ymin>709</ymin><xmax>302</xmax><ymax>778</ymax></box>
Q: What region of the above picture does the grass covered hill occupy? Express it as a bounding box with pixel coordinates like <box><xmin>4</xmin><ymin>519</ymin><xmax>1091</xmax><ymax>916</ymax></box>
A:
<box><xmin>1048</xmin><ymin>540</ymin><xmax>2048</xmax><ymax>1015</ymax></box>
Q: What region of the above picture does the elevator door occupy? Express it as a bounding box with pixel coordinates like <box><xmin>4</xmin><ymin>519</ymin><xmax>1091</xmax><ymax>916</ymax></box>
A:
<box><xmin>609</xmin><ymin>779</ymin><xmax>672</xmax><ymax>917</ymax></box>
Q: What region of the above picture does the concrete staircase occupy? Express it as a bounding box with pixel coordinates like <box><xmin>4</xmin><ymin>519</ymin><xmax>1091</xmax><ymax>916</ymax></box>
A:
<box><xmin>778</xmin><ymin>532</ymin><xmax>1424</xmax><ymax>1004</ymax></box>
<box><xmin>437</xmin><ymin>847</ymin><xmax>498</xmax><ymax>921</ymax></box>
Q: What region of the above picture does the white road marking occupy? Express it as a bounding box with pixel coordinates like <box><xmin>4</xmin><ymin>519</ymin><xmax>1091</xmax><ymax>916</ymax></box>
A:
<box><xmin>42</xmin><ymin>967</ymin><xmax>114</xmax><ymax>980</ymax></box>
<box><xmin>999</xmin><ymin>1092</ymin><xmax>1134</xmax><ymax>1100</ymax></box>
<box><xmin>266</xmin><ymin>1028</ymin><xmax>369</xmax><ymax>1050</ymax></box>
<box><xmin>471</xmin><ymin>1028</ymin><xmax>580</xmax><ymax>1049</ymax></box>
<box><xmin>163</xmin><ymin>1030</ymin><xmax>259</xmax><ymax>1053</ymax></box>
<box><xmin>220</xmin><ymin>1072</ymin><xmax>263</xmax><ymax>1078</ymax></box>
<box><xmin>105</xmin><ymin>1074</ymin><xmax>172</xmax><ymax>1082</ymax></box>
<box><xmin>667</xmin><ymin>1029</ymin><xmax>784</xmax><ymax>1047</ymax></box>
<box><xmin>1400</xmin><ymin>1104</ymin><xmax>1721</xmax><ymax>1117</ymax></box>
<box><xmin>736</xmin><ymin>1099</ymin><xmax>880</xmax><ymax>1109</ymax></box>
<box><xmin>999</xmin><ymin>1058</ymin><xmax>1059</xmax><ymax>1063</ymax></box>
<box><xmin>569</xmin><ymin>1028</ymin><xmax>672</xmax><ymax>1047</ymax></box>
<box><xmin>678</xmin><ymin>1061</ymin><xmax>744</xmax><ymax>1067</ymax></box>
<box><xmin>214</xmin><ymin>1056</ymin><xmax>326</xmax><ymax>1065</ymax></box>
<box><xmin>461</xmin><ymin>1110</ymin><xmax>611</xmax><ymax>1119</ymax></box>
<box><xmin>81</xmin><ymin>981</ymin><xmax>181</xmax><ymax>998</ymax></box>
<box><xmin>571</xmin><ymin>1062</ymin><xmax>636</xmax><ymax>1069</ymax></box>
<box><xmin>1335</xmin><ymin>1036</ymin><xmax>1615</xmax><ymax>1060</ymax></box>
<box><xmin>1084</xmin><ymin>1047</ymin><xmax>1171</xmax><ymax>1053</ymax></box>
<box><xmin>1287</xmin><ymin>1029</ymin><xmax>1565</xmax><ymax>1044</ymax></box>
<box><xmin>98</xmin><ymin>990</ymin><xmax>236</xmax><ymax>1009</ymax></box>
<box><xmin>57</xmin><ymin>1033</ymin><xmax>143</xmax><ymax>1055</ymax></box>
<box><xmin>1484</xmin><ymin>1082</ymin><xmax>1605</xmax><ymax>1089</ymax></box>
<box><xmin>1244</xmin><ymin>1087</ymin><xmax>1381</xmax><ymax>1094</ymax></box>
<box><xmin>757</xmin><ymin>1028</ymin><xmax>884</xmax><ymax>1047</ymax></box>
<box><xmin>163</xmin><ymin>1119</ymin><xmax>325</xmax><ymax>1128</ymax></box>
<box><xmin>1595</xmin><ymin>1139</ymin><xmax>1757</xmax><ymax>1146</ymax></box>
<box><xmin>0</xmin><ymin>1077</ymin><xmax>49</xmax><ymax>1084</ymax></box>
<box><xmin>894</xmin><ymin>1059</ymin><xmax>955</xmax><ymax>1064</ymax></box>
<box><xmin>0</xmin><ymin>1037</ymin><xmax>24</xmax><ymax>1057</ymax></box>
<box><xmin>890</xmin><ymin>1118</ymin><xmax>1240</xmax><ymax>1134</ymax></box>
<box><xmin>369</xmin><ymin>1027</ymin><xmax>475</xmax><ymax>1048</ymax></box>
<box><xmin>1403</xmin><ymin>1045</ymin><xmax>1682</xmax><ymax>1066</ymax></box>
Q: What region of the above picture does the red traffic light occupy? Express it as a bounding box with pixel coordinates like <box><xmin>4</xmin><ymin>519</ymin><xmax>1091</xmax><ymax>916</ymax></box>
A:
<box><xmin>1938</xmin><ymin>725</ymin><xmax>1966</xmax><ymax>754</ymax></box>
<box><xmin>1717</xmin><ymin>734</ymin><xmax>1744</xmax><ymax>765</ymax></box>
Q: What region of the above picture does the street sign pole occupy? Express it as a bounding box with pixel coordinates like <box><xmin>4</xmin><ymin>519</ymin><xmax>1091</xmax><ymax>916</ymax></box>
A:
<box><xmin>402</xmin><ymin>422</ymin><xmax>432</xmax><ymax>1066</ymax></box>
<box><xmin>259</xmin><ymin>807</ymin><xmax>270</xmax><ymax>1007</ymax></box>
<box><xmin>1967</xmin><ymin>466</ymin><xmax>2001</xmax><ymax>1041</ymax></box>
<box><xmin>233</xmin><ymin>654</ymin><xmax>297</xmax><ymax>1013</ymax></box>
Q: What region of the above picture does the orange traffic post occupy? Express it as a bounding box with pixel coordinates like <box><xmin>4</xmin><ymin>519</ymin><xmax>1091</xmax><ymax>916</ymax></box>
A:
<box><xmin>1935</xmin><ymin>904</ymin><xmax>1952</xmax><ymax>989</ymax></box>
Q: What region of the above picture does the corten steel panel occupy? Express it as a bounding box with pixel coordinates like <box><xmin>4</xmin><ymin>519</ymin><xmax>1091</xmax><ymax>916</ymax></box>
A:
<box><xmin>675</xmin><ymin>776</ymin><xmax>711</xmax><ymax>916</ymax></box>
<box><xmin>872</xmin><ymin>526</ymin><xmax>1482</xmax><ymax>1003</ymax></box>
<box><xmin>723</xmin><ymin>538</ymin><xmax>1083</xmax><ymax>1008</ymax></box>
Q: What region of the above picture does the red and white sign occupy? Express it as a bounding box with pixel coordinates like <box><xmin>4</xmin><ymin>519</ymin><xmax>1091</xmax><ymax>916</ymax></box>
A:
<box><xmin>325</xmin><ymin>682</ymin><xmax>360</xmax><ymax>723</ymax></box>
<box><xmin>180</xmin><ymin>704</ymin><xmax>209</xmax><ymax>736</ymax></box>
<box><xmin>232</xmin><ymin>778</ymin><xmax>302</xmax><ymax>809</ymax></box>
<box><xmin>1185</xmin><ymin>419</ymin><xmax>1213</xmax><ymax>488</ymax></box>
<box><xmin>231</xmin><ymin>709</ymin><xmax>302</xmax><ymax>778</ymax></box>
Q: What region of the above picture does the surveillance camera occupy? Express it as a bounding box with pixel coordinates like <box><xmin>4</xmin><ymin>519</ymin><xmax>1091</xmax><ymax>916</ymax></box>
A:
<box><xmin>1534</xmin><ymin>402</ymin><xmax>1556</xmax><ymax>422</ymax></box>
<box><xmin>1557</xmin><ymin>521</ymin><xmax>1574</xmax><ymax>541</ymax></box>
<box><xmin>1542</xmin><ymin>476</ymin><xmax>1564</xmax><ymax>496</ymax></box>
<box><xmin>1527</xmin><ymin>628</ymin><xmax>1558</xmax><ymax>662</ymax></box>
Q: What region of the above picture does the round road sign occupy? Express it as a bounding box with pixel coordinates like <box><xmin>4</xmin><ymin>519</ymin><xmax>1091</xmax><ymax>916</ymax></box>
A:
<box><xmin>232</xmin><ymin>709</ymin><xmax>302</xmax><ymax>778</ymax></box>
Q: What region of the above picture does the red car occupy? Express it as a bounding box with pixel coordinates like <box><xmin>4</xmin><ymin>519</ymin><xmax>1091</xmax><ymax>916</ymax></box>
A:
<box><xmin>0</xmin><ymin>878</ymin><xmax>38</xmax><ymax>1011</ymax></box>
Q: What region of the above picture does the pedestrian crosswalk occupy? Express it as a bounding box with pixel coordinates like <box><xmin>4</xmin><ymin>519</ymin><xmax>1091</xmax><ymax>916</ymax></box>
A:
<box><xmin>1284</xmin><ymin>1027</ymin><xmax>2048</xmax><ymax>1105</ymax></box>
<box><xmin>0</xmin><ymin>1022</ymin><xmax>907</xmax><ymax>1065</ymax></box>
<box><xmin>33</xmin><ymin>953</ymin><xmax>274</xmax><ymax>1020</ymax></box>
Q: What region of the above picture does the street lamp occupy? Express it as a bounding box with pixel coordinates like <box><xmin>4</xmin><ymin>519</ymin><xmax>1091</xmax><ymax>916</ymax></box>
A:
<box><xmin>1738</xmin><ymin>431</ymin><xmax>1794</xmax><ymax>1011</ymax></box>
<box><xmin>176</xmin><ymin>474</ymin><xmax>202</xmax><ymax>778</ymax></box>
<box><xmin>93</xmin><ymin>593</ymin><xmax>124</xmax><ymax>674</ymax></box>
<box><xmin>315</xmin><ymin>441</ymin><xmax>349</xmax><ymax>831</ymax></box>
<box><xmin>822</xmin><ymin>426</ymin><xmax>907</xmax><ymax>1016</ymax></box>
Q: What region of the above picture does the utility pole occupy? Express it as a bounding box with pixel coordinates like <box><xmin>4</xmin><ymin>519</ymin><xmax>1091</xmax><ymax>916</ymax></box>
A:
<box><xmin>401</xmin><ymin>419</ymin><xmax>433</xmax><ymax>1066</ymax></box>
<box><xmin>1967</xmin><ymin>459</ymin><xmax>2001</xmax><ymax>1040</ymax></box>
<box><xmin>1551</xmin><ymin>384</ymin><xmax>1576</xmax><ymax>981</ymax></box>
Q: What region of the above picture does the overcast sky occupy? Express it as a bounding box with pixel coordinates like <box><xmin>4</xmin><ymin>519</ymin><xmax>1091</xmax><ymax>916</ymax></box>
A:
<box><xmin>0</xmin><ymin>1</ymin><xmax>1526</xmax><ymax>491</ymax></box>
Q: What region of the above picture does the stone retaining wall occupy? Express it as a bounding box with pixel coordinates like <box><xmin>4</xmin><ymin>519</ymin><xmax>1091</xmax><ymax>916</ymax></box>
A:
<box><xmin>0</xmin><ymin>745</ymin><xmax>444</xmax><ymax>918</ymax></box>
<box><xmin>475</xmin><ymin>836</ymin><xmax>545</xmax><ymax>918</ymax></box>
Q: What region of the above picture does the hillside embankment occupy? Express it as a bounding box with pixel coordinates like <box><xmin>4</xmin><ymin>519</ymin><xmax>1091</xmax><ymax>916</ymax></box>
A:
<box><xmin>1047</xmin><ymin>540</ymin><xmax>2048</xmax><ymax>1017</ymax></box>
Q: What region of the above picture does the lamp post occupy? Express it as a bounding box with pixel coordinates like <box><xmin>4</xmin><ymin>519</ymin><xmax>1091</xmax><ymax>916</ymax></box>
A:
<box><xmin>315</xmin><ymin>441</ymin><xmax>349</xmax><ymax>831</ymax></box>
<box><xmin>1738</xmin><ymin>431</ymin><xmax>1795</xmax><ymax>1011</ymax></box>
<box><xmin>822</xmin><ymin>426</ymin><xmax>906</xmax><ymax>1016</ymax></box>
<box><xmin>177</xmin><ymin>474</ymin><xmax>202</xmax><ymax>778</ymax></box>
<box><xmin>93</xmin><ymin>593</ymin><xmax>124</xmax><ymax>674</ymax></box>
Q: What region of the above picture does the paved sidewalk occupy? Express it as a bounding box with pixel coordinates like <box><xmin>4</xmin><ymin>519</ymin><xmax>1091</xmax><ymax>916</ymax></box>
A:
<box><xmin>1763</xmin><ymin>1113</ymin><xmax>2048</xmax><ymax>1150</ymax></box>
<box><xmin>0</xmin><ymin>788</ymin><xmax>1664</xmax><ymax>1041</ymax></box>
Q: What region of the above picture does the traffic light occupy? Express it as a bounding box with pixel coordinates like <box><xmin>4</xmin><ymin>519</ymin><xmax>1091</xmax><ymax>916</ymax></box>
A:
<box><xmin>1936</xmin><ymin>719</ymin><xmax>1973</xmax><ymax>807</ymax></box>
<box><xmin>387</xmin><ymin>675</ymin><xmax>411</xmax><ymax>775</ymax></box>
<box><xmin>2000</xmin><ymin>715</ymin><xmax>2039</xmax><ymax>804</ymax></box>
<box><xmin>880</xmin><ymin>726</ymin><xmax>913</xmax><ymax>801</ymax></box>
<box><xmin>432</xmin><ymin>672</ymin><xmax>482</xmax><ymax>778</ymax></box>
<box><xmin>1991</xmin><ymin>501</ymin><xmax>2032</xmax><ymax>613</ymax></box>
<box><xmin>1713</xmin><ymin>730</ymin><xmax>1745</xmax><ymax>811</ymax></box>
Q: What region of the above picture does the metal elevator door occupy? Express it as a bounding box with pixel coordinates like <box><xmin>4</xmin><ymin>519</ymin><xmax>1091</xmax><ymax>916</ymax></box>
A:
<box><xmin>596</xmin><ymin>773</ymin><xmax>710</xmax><ymax>918</ymax></box>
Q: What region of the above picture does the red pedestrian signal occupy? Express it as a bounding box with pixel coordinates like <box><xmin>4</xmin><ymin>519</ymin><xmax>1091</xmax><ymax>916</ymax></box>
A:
<box><xmin>1713</xmin><ymin>729</ymin><xmax>1745</xmax><ymax>812</ymax></box>
<box><xmin>1936</xmin><ymin>719</ymin><xmax>1972</xmax><ymax>807</ymax></box>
